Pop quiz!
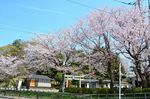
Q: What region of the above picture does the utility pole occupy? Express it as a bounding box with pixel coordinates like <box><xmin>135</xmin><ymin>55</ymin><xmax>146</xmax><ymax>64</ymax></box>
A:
<box><xmin>137</xmin><ymin>0</ymin><xmax>141</xmax><ymax>8</ymax></box>
<box><xmin>148</xmin><ymin>0</ymin><xmax>150</xmax><ymax>20</ymax></box>
<box><xmin>135</xmin><ymin>0</ymin><xmax>142</xmax><ymax>9</ymax></box>
<box><xmin>119</xmin><ymin>63</ymin><xmax>122</xmax><ymax>99</ymax></box>
<box><xmin>148</xmin><ymin>0</ymin><xmax>150</xmax><ymax>9</ymax></box>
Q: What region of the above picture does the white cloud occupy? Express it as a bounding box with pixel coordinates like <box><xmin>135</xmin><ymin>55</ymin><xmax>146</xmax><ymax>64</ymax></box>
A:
<box><xmin>17</xmin><ymin>4</ymin><xmax>66</xmax><ymax>15</ymax></box>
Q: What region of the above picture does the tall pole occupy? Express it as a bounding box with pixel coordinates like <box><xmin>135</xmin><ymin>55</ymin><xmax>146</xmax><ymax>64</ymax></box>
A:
<box><xmin>136</xmin><ymin>0</ymin><xmax>141</xmax><ymax>9</ymax></box>
<box><xmin>119</xmin><ymin>63</ymin><xmax>121</xmax><ymax>99</ymax></box>
<box><xmin>148</xmin><ymin>0</ymin><xmax>150</xmax><ymax>20</ymax></box>
<box><xmin>148</xmin><ymin>0</ymin><xmax>150</xmax><ymax>9</ymax></box>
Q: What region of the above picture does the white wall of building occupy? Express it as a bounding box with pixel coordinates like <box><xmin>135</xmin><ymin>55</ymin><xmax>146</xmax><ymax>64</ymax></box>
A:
<box><xmin>86</xmin><ymin>83</ymin><xmax>89</xmax><ymax>88</ymax></box>
<box><xmin>37</xmin><ymin>82</ymin><xmax>51</xmax><ymax>87</ymax></box>
<box><xmin>17</xmin><ymin>80</ymin><xmax>23</xmax><ymax>90</ymax></box>
<box><xmin>96</xmin><ymin>83</ymin><xmax>100</xmax><ymax>88</ymax></box>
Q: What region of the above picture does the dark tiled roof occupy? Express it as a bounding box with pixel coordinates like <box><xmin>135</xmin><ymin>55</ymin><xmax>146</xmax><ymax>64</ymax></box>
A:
<box><xmin>81</xmin><ymin>79</ymin><xmax>99</xmax><ymax>83</ymax></box>
<box><xmin>102</xmin><ymin>80</ymin><xmax>111</xmax><ymax>83</ymax></box>
<box><xmin>26</xmin><ymin>75</ymin><xmax>53</xmax><ymax>80</ymax></box>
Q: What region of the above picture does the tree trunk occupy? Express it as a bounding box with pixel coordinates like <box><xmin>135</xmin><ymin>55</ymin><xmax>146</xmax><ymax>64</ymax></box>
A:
<box><xmin>103</xmin><ymin>33</ymin><xmax>114</xmax><ymax>91</ymax></box>
<box><xmin>60</xmin><ymin>73</ymin><xmax>65</xmax><ymax>92</ymax></box>
<box><xmin>136</xmin><ymin>68</ymin><xmax>148</xmax><ymax>88</ymax></box>
<box><xmin>134</xmin><ymin>60</ymin><xmax>144</xmax><ymax>87</ymax></box>
<box><xmin>147</xmin><ymin>75</ymin><xmax>150</xmax><ymax>88</ymax></box>
<box><xmin>141</xmin><ymin>75</ymin><xmax>148</xmax><ymax>88</ymax></box>
<box><xmin>133</xmin><ymin>67</ymin><xmax>140</xmax><ymax>87</ymax></box>
<box><xmin>108</xmin><ymin>61</ymin><xmax>114</xmax><ymax>91</ymax></box>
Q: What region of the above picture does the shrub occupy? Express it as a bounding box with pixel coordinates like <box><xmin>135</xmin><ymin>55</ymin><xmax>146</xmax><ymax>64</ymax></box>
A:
<box><xmin>142</xmin><ymin>88</ymin><xmax>150</xmax><ymax>93</ymax></box>
<box><xmin>96</xmin><ymin>88</ymin><xmax>110</xmax><ymax>94</ymax></box>
<box><xmin>133</xmin><ymin>87</ymin><xmax>142</xmax><ymax>93</ymax></box>
<box><xmin>65</xmin><ymin>87</ymin><xmax>149</xmax><ymax>94</ymax></box>
<box><xmin>123</xmin><ymin>87</ymin><xmax>143</xmax><ymax>93</ymax></box>
<box><xmin>65</xmin><ymin>88</ymin><xmax>111</xmax><ymax>94</ymax></box>
<box><xmin>123</xmin><ymin>88</ymin><xmax>134</xmax><ymax>93</ymax></box>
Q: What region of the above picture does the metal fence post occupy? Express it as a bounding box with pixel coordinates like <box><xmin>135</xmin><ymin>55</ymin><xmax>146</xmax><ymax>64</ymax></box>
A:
<box><xmin>19</xmin><ymin>90</ymin><xmax>21</xmax><ymax>96</ymax></box>
<box><xmin>4</xmin><ymin>90</ymin><xmax>6</xmax><ymax>96</ymax></box>
<box><xmin>144</xmin><ymin>93</ymin><xmax>147</xmax><ymax>99</ymax></box>
<box><xmin>36</xmin><ymin>92</ymin><xmax>39</xmax><ymax>99</ymax></box>
<box><xmin>61</xmin><ymin>93</ymin><xmax>63</xmax><ymax>99</ymax></box>
<box><xmin>124</xmin><ymin>94</ymin><xmax>126</xmax><ymax>99</ymax></box>
<box><xmin>133</xmin><ymin>93</ymin><xmax>135</xmax><ymax>99</ymax></box>
<box><xmin>106</xmin><ymin>94</ymin><xmax>108</xmax><ymax>99</ymax></box>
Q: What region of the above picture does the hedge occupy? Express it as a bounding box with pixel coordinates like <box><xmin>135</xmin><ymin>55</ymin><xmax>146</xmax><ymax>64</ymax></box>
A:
<box><xmin>65</xmin><ymin>88</ymin><xmax>150</xmax><ymax>94</ymax></box>
<box><xmin>65</xmin><ymin>88</ymin><xmax>111</xmax><ymax>94</ymax></box>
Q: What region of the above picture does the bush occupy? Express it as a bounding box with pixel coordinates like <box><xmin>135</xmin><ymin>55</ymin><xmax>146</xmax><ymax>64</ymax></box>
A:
<box><xmin>123</xmin><ymin>87</ymin><xmax>145</xmax><ymax>93</ymax></box>
<box><xmin>65</xmin><ymin>87</ymin><xmax>150</xmax><ymax>94</ymax></box>
<box><xmin>96</xmin><ymin>88</ymin><xmax>111</xmax><ymax>94</ymax></box>
<box><xmin>65</xmin><ymin>88</ymin><xmax>111</xmax><ymax>94</ymax></box>
<box><xmin>142</xmin><ymin>88</ymin><xmax>150</xmax><ymax>93</ymax></box>
<box><xmin>122</xmin><ymin>88</ymin><xmax>133</xmax><ymax>93</ymax></box>
<box><xmin>133</xmin><ymin>87</ymin><xmax>142</xmax><ymax>93</ymax></box>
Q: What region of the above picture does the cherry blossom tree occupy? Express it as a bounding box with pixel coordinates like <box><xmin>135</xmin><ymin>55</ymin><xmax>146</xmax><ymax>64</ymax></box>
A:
<box><xmin>111</xmin><ymin>8</ymin><xmax>150</xmax><ymax>88</ymax></box>
<box><xmin>0</xmin><ymin>55</ymin><xmax>27</xmax><ymax>89</ymax></box>
<box><xmin>24</xmin><ymin>33</ymin><xmax>85</xmax><ymax>92</ymax></box>
<box><xmin>0</xmin><ymin>56</ymin><xmax>25</xmax><ymax>79</ymax></box>
<box><xmin>66</xmin><ymin>9</ymin><xmax>119</xmax><ymax>90</ymax></box>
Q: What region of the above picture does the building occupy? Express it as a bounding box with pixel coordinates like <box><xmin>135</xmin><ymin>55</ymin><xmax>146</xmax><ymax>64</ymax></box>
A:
<box><xmin>22</xmin><ymin>75</ymin><xmax>53</xmax><ymax>88</ymax></box>
<box><xmin>64</xmin><ymin>75</ymin><xmax>100</xmax><ymax>88</ymax></box>
<box><xmin>64</xmin><ymin>75</ymin><xmax>132</xmax><ymax>88</ymax></box>
<box><xmin>80</xmin><ymin>79</ymin><xmax>100</xmax><ymax>88</ymax></box>
<box><xmin>114</xmin><ymin>81</ymin><xmax>132</xmax><ymax>88</ymax></box>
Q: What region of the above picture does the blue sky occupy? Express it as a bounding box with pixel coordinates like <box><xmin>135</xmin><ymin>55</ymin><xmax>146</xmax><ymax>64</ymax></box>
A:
<box><xmin>0</xmin><ymin>0</ymin><xmax>148</xmax><ymax>46</ymax></box>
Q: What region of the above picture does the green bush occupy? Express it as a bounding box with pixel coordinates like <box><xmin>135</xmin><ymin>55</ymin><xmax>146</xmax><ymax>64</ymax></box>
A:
<box><xmin>96</xmin><ymin>88</ymin><xmax>110</xmax><ymax>94</ymax></box>
<box><xmin>123</xmin><ymin>87</ymin><xmax>144</xmax><ymax>93</ymax></box>
<box><xmin>65</xmin><ymin>87</ymin><xmax>150</xmax><ymax>94</ymax></box>
<box><xmin>122</xmin><ymin>88</ymin><xmax>132</xmax><ymax>93</ymax></box>
<box><xmin>133</xmin><ymin>87</ymin><xmax>142</xmax><ymax>93</ymax></box>
<box><xmin>65</xmin><ymin>88</ymin><xmax>111</xmax><ymax>94</ymax></box>
<box><xmin>142</xmin><ymin>88</ymin><xmax>150</xmax><ymax>93</ymax></box>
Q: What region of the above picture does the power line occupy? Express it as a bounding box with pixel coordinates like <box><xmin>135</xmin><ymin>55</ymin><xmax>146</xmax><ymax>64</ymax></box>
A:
<box><xmin>113</xmin><ymin>0</ymin><xmax>136</xmax><ymax>5</ymax></box>
<box><xmin>66</xmin><ymin>0</ymin><xmax>99</xmax><ymax>10</ymax></box>
<box><xmin>66</xmin><ymin>0</ymin><xmax>112</xmax><ymax>14</ymax></box>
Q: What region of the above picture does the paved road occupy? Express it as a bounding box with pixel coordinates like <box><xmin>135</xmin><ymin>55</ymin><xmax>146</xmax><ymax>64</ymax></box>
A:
<box><xmin>0</xmin><ymin>96</ymin><xmax>13</xmax><ymax>99</ymax></box>
<box><xmin>0</xmin><ymin>96</ymin><xmax>30</xmax><ymax>99</ymax></box>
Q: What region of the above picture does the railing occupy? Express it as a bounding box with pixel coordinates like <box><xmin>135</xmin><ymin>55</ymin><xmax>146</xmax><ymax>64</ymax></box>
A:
<box><xmin>0</xmin><ymin>88</ymin><xmax>149</xmax><ymax>99</ymax></box>
<box><xmin>0</xmin><ymin>87</ymin><xmax>59</xmax><ymax>92</ymax></box>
